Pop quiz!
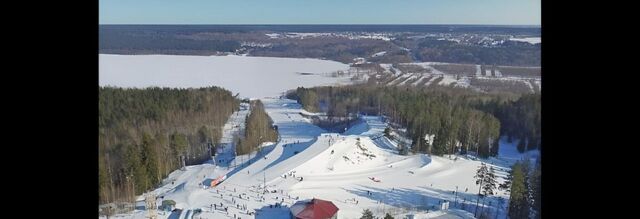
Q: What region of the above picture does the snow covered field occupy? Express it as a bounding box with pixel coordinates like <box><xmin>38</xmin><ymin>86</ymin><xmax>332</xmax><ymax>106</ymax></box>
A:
<box><xmin>99</xmin><ymin>54</ymin><xmax>352</xmax><ymax>98</ymax></box>
<box><xmin>509</xmin><ymin>37</ymin><xmax>541</xmax><ymax>45</ymax></box>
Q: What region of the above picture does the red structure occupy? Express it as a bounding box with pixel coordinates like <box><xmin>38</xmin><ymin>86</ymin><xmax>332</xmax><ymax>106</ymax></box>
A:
<box><xmin>290</xmin><ymin>198</ymin><xmax>339</xmax><ymax>219</ymax></box>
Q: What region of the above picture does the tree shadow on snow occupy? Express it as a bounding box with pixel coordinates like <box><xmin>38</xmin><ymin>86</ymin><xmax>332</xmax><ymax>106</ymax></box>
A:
<box><xmin>224</xmin><ymin>143</ymin><xmax>278</xmax><ymax>179</ymax></box>
<box><xmin>254</xmin><ymin>204</ymin><xmax>290</xmax><ymax>219</ymax></box>
<box><xmin>345</xmin><ymin>185</ymin><xmax>505</xmax><ymax>216</ymax></box>
<box><xmin>275</xmin><ymin>120</ymin><xmax>327</xmax><ymax>138</ymax></box>
<box><xmin>261</xmin><ymin>136</ymin><xmax>319</xmax><ymax>171</ymax></box>
<box><xmin>167</xmin><ymin>209</ymin><xmax>182</xmax><ymax>219</ymax></box>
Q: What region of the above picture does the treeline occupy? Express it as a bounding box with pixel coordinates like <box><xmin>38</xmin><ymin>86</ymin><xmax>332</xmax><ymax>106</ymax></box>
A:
<box><xmin>99</xmin><ymin>87</ymin><xmax>239</xmax><ymax>205</ymax></box>
<box><xmin>474</xmin><ymin>94</ymin><xmax>541</xmax><ymax>152</ymax></box>
<box><xmin>237</xmin><ymin>100</ymin><xmax>279</xmax><ymax>155</ymax></box>
<box><xmin>287</xmin><ymin>86</ymin><xmax>501</xmax><ymax>157</ymax></box>
<box><xmin>250</xmin><ymin>38</ymin><xmax>400</xmax><ymax>64</ymax></box>
<box><xmin>501</xmin><ymin>159</ymin><xmax>542</xmax><ymax>219</ymax></box>
<box><xmin>289</xmin><ymin>85</ymin><xmax>541</xmax><ymax>157</ymax></box>
<box><xmin>393</xmin><ymin>37</ymin><xmax>541</xmax><ymax>66</ymax></box>
<box><xmin>99</xmin><ymin>28</ymin><xmax>241</xmax><ymax>54</ymax></box>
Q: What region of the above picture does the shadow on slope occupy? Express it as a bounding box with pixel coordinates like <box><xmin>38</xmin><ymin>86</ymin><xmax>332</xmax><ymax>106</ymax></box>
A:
<box><xmin>345</xmin><ymin>185</ymin><xmax>505</xmax><ymax>217</ymax></box>
<box><xmin>261</xmin><ymin>136</ymin><xmax>319</xmax><ymax>171</ymax></box>
<box><xmin>255</xmin><ymin>204</ymin><xmax>291</xmax><ymax>219</ymax></box>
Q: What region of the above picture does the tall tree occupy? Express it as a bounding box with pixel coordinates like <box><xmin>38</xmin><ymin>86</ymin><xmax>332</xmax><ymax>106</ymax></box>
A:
<box><xmin>360</xmin><ymin>209</ymin><xmax>374</xmax><ymax>219</ymax></box>
<box><xmin>141</xmin><ymin>133</ymin><xmax>160</xmax><ymax>187</ymax></box>
<box><xmin>474</xmin><ymin>162</ymin><xmax>488</xmax><ymax>217</ymax></box>
<box><xmin>475</xmin><ymin>163</ymin><xmax>497</xmax><ymax>217</ymax></box>
<box><xmin>508</xmin><ymin>161</ymin><xmax>530</xmax><ymax>219</ymax></box>
<box><xmin>530</xmin><ymin>159</ymin><xmax>542</xmax><ymax>219</ymax></box>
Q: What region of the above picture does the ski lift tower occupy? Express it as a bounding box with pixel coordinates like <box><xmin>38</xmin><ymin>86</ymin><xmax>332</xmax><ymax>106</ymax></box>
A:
<box><xmin>145</xmin><ymin>193</ymin><xmax>157</xmax><ymax>219</ymax></box>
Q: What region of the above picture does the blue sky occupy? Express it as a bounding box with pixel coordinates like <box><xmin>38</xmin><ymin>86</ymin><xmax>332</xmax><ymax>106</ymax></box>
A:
<box><xmin>99</xmin><ymin>0</ymin><xmax>540</xmax><ymax>25</ymax></box>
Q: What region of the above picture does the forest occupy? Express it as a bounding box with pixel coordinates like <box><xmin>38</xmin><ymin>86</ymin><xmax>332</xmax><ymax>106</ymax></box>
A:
<box><xmin>393</xmin><ymin>37</ymin><xmax>541</xmax><ymax>66</ymax></box>
<box><xmin>98</xmin><ymin>86</ymin><xmax>240</xmax><ymax>204</ymax></box>
<box><xmin>236</xmin><ymin>100</ymin><xmax>279</xmax><ymax>155</ymax></box>
<box><xmin>287</xmin><ymin>85</ymin><xmax>540</xmax><ymax>157</ymax></box>
<box><xmin>99</xmin><ymin>27</ymin><xmax>241</xmax><ymax>54</ymax></box>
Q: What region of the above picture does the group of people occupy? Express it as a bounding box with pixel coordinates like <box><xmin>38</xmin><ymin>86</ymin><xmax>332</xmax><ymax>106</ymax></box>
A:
<box><xmin>209</xmin><ymin>186</ymin><xmax>258</xmax><ymax>218</ymax></box>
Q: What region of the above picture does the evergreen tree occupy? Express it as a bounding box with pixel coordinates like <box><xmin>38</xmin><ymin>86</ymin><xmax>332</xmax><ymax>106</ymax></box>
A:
<box><xmin>474</xmin><ymin>162</ymin><xmax>488</xmax><ymax>216</ymax></box>
<box><xmin>499</xmin><ymin>168</ymin><xmax>513</xmax><ymax>193</ymax></box>
<box><xmin>531</xmin><ymin>159</ymin><xmax>542</xmax><ymax>219</ymax></box>
<box><xmin>125</xmin><ymin>143</ymin><xmax>149</xmax><ymax>194</ymax></box>
<box><xmin>171</xmin><ymin>133</ymin><xmax>188</xmax><ymax>157</ymax></box>
<box><xmin>482</xmin><ymin>166</ymin><xmax>497</xmax><ymax>196</ymax></box>
<box><xmin>508</xmin><ymin>161</ymin><xmax>530</xmax><ymax>219</ymax></box>
<box><xmin>384</xmin><ymin>127</ymin><xmax>392</xmax><ymax>138</ymax></box>
<box><xmin>384</xmin><ymin>212</ymin><xmax>395</xmax><ymax>219</ymax></box>
<box><xmin>360</xmin><ymin>209</ymin><xmax>374</xmax><ymax>219</ymax></box>
<box><xmin>197</xmin><ymin>126</ymin><xmax>210</xmax><ymax>144</ymax></box>
<box><xmin>474</xmin><ymin>163</ymin><xmax>497</xmax><ymax>217</ymax></box>
<box><xmin>516</xmin><ymin>138</ymin><xmax>526</xmax><ymax>153</ymax></box>
<box><xmin>141</xmin><ymin>133</ymin><xmax>160</xmax><ymax>187</ymax></box>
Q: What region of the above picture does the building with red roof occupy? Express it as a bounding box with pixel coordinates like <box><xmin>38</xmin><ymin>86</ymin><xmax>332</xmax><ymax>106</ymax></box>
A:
<box><xmin>290</xmin><ymin>198</ymin><xmax>339</xmax><ymax>219</ymax></box>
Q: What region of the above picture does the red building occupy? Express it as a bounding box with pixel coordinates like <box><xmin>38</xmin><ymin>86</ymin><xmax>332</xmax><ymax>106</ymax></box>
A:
<box><xmin>290</xmin><ymin>198</ymin><xmax>339</xmax><ymax>219</ymax></box>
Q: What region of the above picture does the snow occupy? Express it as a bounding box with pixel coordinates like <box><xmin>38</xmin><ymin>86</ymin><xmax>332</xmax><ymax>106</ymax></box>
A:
<box><xmin>265</xmin><ymin>33</ymin><xmax>280</xmax><ymax>39</ymax></box>
<box><xmin>102</xmin><ymin>98</ymin><xmax>539</xmax><ymax>219</ymax></box>
<box><xmin>101</xmin><ymin>55</ymin><xmax>540</xmax><ymax>219</ymax></box>
<box><xmin>523</xmin><ymin>80</ymin><xmax>535</xmax><ymax>93</ymax></box>
<box><xmin>438</xmin><ymin>74</ymin><xmax>457</xmax><ymax>86</ymax></box>
<box><xmin>396</xmin><ymin>74</ymin><xmax>420</xmax><ymax>86</ymax></box>
<box><xmin>411</xmin><ymin>75</ymin><xmax>431</xmax><ymax>86</ymax></box>
<box><xmin>387</xmin><ymin>73</ymin><xmax>412</xmax><ymax>86</ymax></box>
<box><xmin>509</xmin><ymin>37</ymin><xmax>541</xmax><ymax>44</ymax></box>
<box><xmin>423</xmin><ymin>75</ymin><xmax>443</xmax><ymax>87</ymax></box>
<box><xmin>379</xmin><ymin>64</ymin><xmax>393</xmax><ymax>74</ymax></box>
<box><xmin>371</xmin><ymin>51</ymin><xmax>387</xmax><ymax>58</ymax></box>
<box><xmin>99</xmin><ymin>54</ymin><xmax>352</xmax><ymax>99</ymax></box>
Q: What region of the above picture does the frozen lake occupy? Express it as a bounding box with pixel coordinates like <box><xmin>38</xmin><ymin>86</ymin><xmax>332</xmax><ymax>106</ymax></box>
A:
<box><xmin>99</xmin><ymin>54</ymin><xmax>352</xmax><ymax>98</ymax></box>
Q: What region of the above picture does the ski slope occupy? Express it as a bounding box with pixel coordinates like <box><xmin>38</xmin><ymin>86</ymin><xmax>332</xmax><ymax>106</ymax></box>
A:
<box><xmin>102</xmin><ymin>98</ymin><xmax>537</xmax><ymax>219</ymax></box>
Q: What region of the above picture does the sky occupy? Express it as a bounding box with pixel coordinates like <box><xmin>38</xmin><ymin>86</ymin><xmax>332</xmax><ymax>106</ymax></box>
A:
<box><xmin>99</xmin><ymin>0</ymin><xmax>541</xmax><ymax>25</ymax></box>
